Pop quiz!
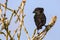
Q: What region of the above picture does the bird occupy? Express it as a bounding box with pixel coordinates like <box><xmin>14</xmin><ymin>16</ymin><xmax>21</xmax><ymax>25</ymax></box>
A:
<box><xmin>33</xmin><ymin>7</ymin><xmax>46</xmax><ymax>34</ymax></box>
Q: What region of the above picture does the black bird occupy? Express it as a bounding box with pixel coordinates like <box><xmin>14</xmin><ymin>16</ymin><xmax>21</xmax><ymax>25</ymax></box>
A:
<box><xmin>33</xmin><ymin>7</ymin><xmax>46</xmax><ymax>34</ymax></box>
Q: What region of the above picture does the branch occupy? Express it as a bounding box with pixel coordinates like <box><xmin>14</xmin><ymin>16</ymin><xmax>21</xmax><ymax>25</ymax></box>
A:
<box><xmin>23</xmin><ymin>25</ymin><xmax>31</xmax><ymax>40</ymax></box>
<box><xmin>0</xmin><ymin>32</ymin><xmax>6</xmax><ymax>36</ymax></box>
<box><xmin>0</xmin><ymin>3</ymin><xmax>14</xmax><ymax>12</ymax></box>
<box><xmin>4</xmin><ymin>0</ymin><xmax>8</xmax><ymax>16</ymax></box>
<box><xmin>16</xmin><ymin>0</ymin><xmax>26</xmax><ymax>40</ymax></box>
<box><xmin>32</xmin><ymin>28</ymin><xmax>36</xmax><ymax>38</ymax></box>
<box><xmin>32</xmin><ymin>16</ymin><xmax>57</xmax><ymax>40</ymax></box>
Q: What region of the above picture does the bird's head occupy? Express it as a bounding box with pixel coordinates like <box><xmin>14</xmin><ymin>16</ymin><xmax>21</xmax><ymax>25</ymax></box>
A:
<box><xmin>33</xmin><ymin>7</ymin><xmax>44</xmax><ymax>14</ymax></box>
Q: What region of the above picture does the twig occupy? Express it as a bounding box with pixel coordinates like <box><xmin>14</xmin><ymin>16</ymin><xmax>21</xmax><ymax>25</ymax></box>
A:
<box><xmin>0</xmin><ymin>3</ymin><xmax>13</xmax><ymax>12</ymax></box>
<box><xmin>0</xmin><ymin>32</ymin><xmax>6</xmax><ymax>36</ymax></box>
<box><xmin>23</xmin><ymin>25</ymin><xmax>31</xmax><ymax>40</ymax></box>
<box><xmin>16</xmin><ymin>0</ymin><xmax>26</xmax><ymax>40</ymax></box>
<box><xmin>0</xmin><ymin>3</ymin><xmax>2</xmax><ymax>14</ymax></box>
<box><xmin>4</xmin><ymin>0</ymin><xmax>8</xmax><ymax>16</ymax></box>
<box><xmin>32</xmin><ymin>28</ymin><xmax>36</xmax><ymax>38</ymax></box>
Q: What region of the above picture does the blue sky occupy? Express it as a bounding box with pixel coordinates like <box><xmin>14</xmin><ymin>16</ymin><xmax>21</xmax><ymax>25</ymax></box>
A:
<box><xmin>0</xmin><ymin>0</ymin><xmax>60</xmax><ymax>40</ymax></box>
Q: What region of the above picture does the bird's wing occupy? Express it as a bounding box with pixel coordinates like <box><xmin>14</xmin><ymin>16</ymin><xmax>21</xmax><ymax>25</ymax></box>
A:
<box><xmin>34</xmin><ymin>15</ymin><xmax>41</xmax><ymax>25</ymax></box>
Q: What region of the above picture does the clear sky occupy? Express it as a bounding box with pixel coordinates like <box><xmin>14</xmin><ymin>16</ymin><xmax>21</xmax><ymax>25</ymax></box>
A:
<box><xmin>0</xmin><ymin>0</ymin><xmax>60</xmax><ymax>40</ymax></box>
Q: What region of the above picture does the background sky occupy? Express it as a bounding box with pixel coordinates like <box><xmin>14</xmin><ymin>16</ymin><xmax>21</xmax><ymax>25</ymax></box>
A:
<box><xmin>0</xmin><ymin>0</ymin><xmax>60</xmax><ymax>40</ymax></box>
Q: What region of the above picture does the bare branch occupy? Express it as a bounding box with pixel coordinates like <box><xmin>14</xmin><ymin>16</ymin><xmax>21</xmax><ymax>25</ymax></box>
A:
<box><xmin>32</xmin><ymin>28</ymin><xmax>36</xmax><ymax>38</ymax></box>
<box><xmin>0</xmin><ymin>32</ymin><xmax>6</xmax><ymax>36</ymax></box>
<box><xmin>0</xmin><ymin>3</ymin><xmax>14</xmax><ymax>12</ymax></box>
<box><xmin>32</xmin><ymin>16</ymin><xmax>57</xmax><ymax>40</ymax></box>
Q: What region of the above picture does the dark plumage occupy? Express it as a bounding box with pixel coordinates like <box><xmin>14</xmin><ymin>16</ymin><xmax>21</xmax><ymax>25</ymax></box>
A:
<box><xmin>33</xmin><ymin>7</ymin><xmax>46</xmax><ymax>34</ymax></box>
